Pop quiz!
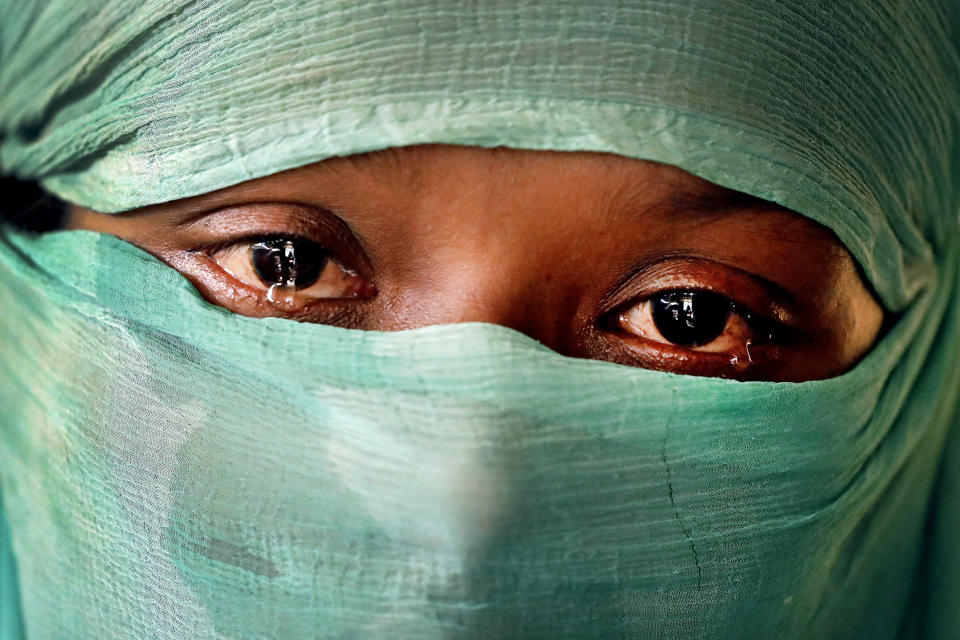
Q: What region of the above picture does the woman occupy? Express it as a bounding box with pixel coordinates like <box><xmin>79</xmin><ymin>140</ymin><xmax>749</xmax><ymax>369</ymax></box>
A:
<box><xmin>1</xmin><ymin>1</ymin><xmax>958</xmax><ymax>638</ymax></box>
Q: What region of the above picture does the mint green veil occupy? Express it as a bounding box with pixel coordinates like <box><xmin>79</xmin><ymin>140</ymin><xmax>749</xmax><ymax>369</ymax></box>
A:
<box><xmin>1</xmin><ymin>2</ymin><xmax>958</xmax><ymax>638</ymax></box>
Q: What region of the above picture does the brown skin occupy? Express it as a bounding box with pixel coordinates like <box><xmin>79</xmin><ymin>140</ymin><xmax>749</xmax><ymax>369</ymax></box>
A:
<box><xmin>68</xmin><ymin>144</ymin><xmax>884</xmax><ymax>381</ymax></box>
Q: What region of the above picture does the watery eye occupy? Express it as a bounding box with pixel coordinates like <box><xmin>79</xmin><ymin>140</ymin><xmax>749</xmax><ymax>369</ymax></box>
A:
<box><xmin>251</xmin><ymin>238</ymin><xmax>326</xmax><ymax>289</ymax></box>
<box><xmin>203</xmin><ymin>235</ymin><xmax>373</xmax><ymax>304</ymax></box>
<box><xmin>616</xmin><ymin>286</ymin><xmax>786</xmax><ymax>359</ymax></box>
<box><xmin>650</xmin><ymin>290</ymin><xmax>731</xmax><ymax>347</ymax></box>
<box><xmin>617</xmin><ymin>288</ymin><xmax>745</xmax><ymax>350</ymax></box>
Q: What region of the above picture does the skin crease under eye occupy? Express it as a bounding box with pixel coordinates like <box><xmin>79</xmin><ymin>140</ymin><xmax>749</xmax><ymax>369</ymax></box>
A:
<box><xmin>66</xmin><ymin>144</ymin><xmax>885</xmax><ymax>382</ymax></box>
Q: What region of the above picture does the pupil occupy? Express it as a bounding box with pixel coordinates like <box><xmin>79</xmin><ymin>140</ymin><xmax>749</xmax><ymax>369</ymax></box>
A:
<box><xmin>651</xmin><ymin>290</ymin><xmax>730</xmax><ymax>347</ymax></box>
<box><xmin>250</xmin><ymin>238</ymin><xmax>326</xmax><ymax>289</ymax></box>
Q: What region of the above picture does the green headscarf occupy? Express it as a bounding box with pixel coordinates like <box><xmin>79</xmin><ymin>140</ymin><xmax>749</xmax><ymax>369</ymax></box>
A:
<box><xmin>1</xmin><ymin>1</ymin><xmax>958</xmax><ymax>638</ymax></box>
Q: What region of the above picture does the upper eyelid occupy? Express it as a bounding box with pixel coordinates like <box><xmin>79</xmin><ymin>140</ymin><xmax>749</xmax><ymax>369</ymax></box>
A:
<box><xmin>176</xmin><ymin>201</ymin><xmax>333</xmax><ymax>230</ymax></box>
<box><xmin>178</xmin><ymin>202</ymin><xmax>358</xmax><ymax>246</ymax></box>
<box><xmin>598</xmin><ymin>256</ymin><xmax>799</xmax><ymax>327</ymax></box>
<box><xmin>180</xmin><ymin>202</ymin><xmax>372</xmax><ymax>274</ymax></box>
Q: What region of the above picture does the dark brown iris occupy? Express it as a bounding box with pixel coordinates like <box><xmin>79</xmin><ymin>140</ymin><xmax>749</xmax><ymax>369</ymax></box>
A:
<box><xmin>651</xmin><ymin>290</ymin><xmax>731</xmax><ymax>347</ymax></box>
<box><xmin>250</xmin><ymin>238</ymin><xmax>326</xmax><ymax>289</ymax></box>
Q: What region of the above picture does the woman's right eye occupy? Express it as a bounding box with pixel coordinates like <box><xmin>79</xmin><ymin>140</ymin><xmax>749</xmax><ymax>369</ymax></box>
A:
<box><xmin>204</xmin><ymin>236</ymin><xmax>374</xmax><ymax>304</ymax></box>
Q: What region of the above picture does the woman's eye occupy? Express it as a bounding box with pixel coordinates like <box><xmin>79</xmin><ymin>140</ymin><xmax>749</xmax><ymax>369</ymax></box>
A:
<box><xmin>205</xmin><ymin>236</ymin><xmax>372</xmax><ymax>303</ymax></box>
<box><xmin>617</xmin><ymin>289</ymin><xmax>777</xmax><ymax>354</ymax></box>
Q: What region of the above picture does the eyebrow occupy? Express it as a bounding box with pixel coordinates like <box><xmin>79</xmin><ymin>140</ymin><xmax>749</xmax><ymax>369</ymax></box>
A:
<box><xmin>666</xmin><ymin>186</ymin><xmax>777</xmax><ymax>219</ymax></box>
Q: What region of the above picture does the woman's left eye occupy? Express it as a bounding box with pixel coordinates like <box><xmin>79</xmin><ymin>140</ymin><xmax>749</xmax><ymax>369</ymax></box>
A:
<box><xmin>617</xmin><ymin>289</ymin><xmax>779</xmax><ymax>354</ymax></box>
<box><xmin>206</xmin><ymin>236</ymin><xmax>372</xmax><ymax>303</ymax></box>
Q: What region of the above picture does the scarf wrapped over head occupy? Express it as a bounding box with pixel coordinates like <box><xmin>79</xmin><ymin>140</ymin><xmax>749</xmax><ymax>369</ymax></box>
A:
<box><xmin>0</xmin><ymin>2</ymin><xmax>958</xmax><ymax>639</ymax></box>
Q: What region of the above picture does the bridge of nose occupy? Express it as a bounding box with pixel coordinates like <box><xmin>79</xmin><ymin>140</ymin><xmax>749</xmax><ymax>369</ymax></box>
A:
<box><xmin>370</xmin><ymin>157</ymin><xmax>614</xmax><ymax>347</ymax></box>
<box><xmin>376</xmin><ymin>236</ymin><xmax>593</xmax><ymax>352</ymax></box>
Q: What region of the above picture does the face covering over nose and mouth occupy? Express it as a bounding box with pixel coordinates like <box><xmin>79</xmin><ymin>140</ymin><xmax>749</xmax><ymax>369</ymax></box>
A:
<box><xmin>1</xmin><ymin>2</ymin><xmax>959</xmax><ymax>639</ymax></box>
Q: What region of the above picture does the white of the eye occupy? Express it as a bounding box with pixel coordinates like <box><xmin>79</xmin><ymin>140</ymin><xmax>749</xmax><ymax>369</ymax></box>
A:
<box><xmin>618</xmin><ymin>300</ymin><xmax>655</xmax><ymax>339</ymax></box>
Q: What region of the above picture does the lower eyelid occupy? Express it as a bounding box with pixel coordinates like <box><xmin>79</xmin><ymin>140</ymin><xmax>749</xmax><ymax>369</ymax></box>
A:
<box><xmin>602</xmin><ymin>258</ymin><xmax>798</xmax><ymax>328</ymax></box>
<box><xmin>608</xmin><ymin>330</ymin><xmax>776</xmax><ymax>377</ymax></box>
<box><xmin>188</xmin><ymin>251</ymin><xmax>274</xmax><ymax>302</ymax></box>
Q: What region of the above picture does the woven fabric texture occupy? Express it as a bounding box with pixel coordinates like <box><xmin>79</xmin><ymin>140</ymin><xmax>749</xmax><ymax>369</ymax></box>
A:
<box><xmin>0</xmin><ymin>1</ymin><xmax>958</xmax><ymax>638</ymax></box>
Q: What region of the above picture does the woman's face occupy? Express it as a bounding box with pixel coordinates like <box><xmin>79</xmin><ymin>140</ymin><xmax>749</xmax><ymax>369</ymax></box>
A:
<box><xmin>69</xmin><ymin>144</ymin><xmax>883</xmax><ymax>381</ymax></box>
